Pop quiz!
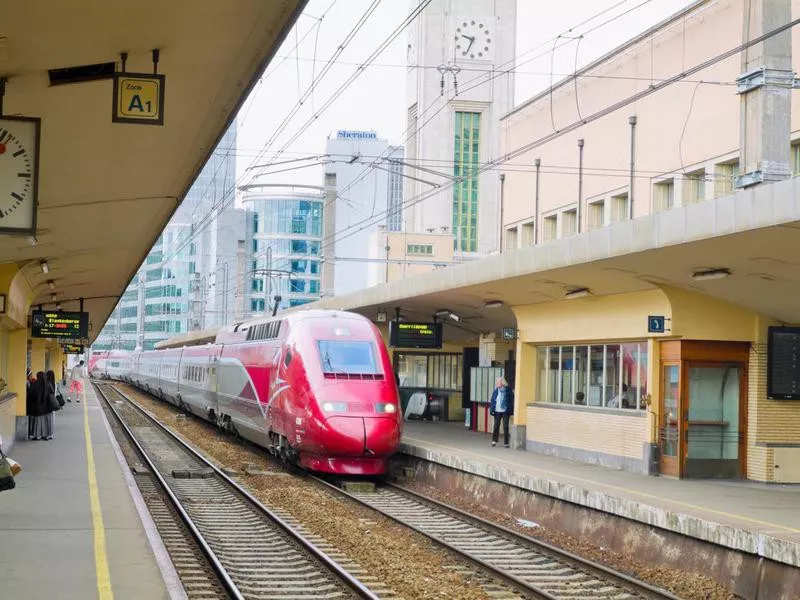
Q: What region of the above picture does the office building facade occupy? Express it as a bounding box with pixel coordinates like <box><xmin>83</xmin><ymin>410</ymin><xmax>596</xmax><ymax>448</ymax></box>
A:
<box><xmin>324</xmin><ymin>130</ymin><xmax>404</xmax><ymax>296</ymax></box>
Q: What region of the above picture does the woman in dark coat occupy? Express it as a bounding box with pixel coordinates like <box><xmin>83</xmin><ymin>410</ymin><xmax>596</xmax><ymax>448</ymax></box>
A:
<box><xmin>26</xmin><ymin>370</ymin><xmax>38</xmax><ymax>439</ymax></box>
<box><xmin>31</xmin><ymin>371</ymin><xmax>54</xmax><ymax>441</ymax></box>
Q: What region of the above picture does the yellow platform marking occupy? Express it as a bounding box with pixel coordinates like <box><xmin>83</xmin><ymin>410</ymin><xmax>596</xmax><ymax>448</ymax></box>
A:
<box><xmin>83</xmin><ymin>385</ymin><xmax>114</xmax><ymax>600</ymax></box>
<box><xmin>404</xmin><ymin>436</ymin><xmax>800</xmax><ymax>535</ymax></box>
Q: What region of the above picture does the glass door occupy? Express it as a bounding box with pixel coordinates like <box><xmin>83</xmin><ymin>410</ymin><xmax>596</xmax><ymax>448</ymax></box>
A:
<box><xmin>659</xmin><ymin>364</ymin><xmax>681</xmax><ymax>477</ymax></box>
<box><xmin>684</xmin><ymin>363</ymin><xmax>743</xmax><ymax>479</ymax></box>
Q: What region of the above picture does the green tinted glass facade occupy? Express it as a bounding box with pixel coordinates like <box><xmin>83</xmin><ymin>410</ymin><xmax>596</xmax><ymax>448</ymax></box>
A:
<box><xmin>453</xmin><ymin>111</ymin><xmax>480</xmax><ymax>252</ymax></box>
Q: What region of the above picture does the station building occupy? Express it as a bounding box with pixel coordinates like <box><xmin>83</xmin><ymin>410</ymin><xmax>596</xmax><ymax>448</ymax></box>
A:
<box><xmin>301</xmin><ymin>0</ymin><xmax>800</xmax><ymax>483</ymax></box>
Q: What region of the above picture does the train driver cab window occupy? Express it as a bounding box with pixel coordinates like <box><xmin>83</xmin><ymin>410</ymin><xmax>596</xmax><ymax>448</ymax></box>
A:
<box><xmin>317</xmin><ymin>341</ymin><xmax>379</xmax><ymax>375</ymax></box>
<box><xmin>284</xmin><ymin>350</ymin><xmax>292</xmax><ymax>368</ymax></box>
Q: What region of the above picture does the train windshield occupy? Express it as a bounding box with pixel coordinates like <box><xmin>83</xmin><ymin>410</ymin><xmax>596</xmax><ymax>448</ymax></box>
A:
<box><xmin>317</xmin><ymin>340</ymin><xmax>380</xmax><ymax>375</ymax></box>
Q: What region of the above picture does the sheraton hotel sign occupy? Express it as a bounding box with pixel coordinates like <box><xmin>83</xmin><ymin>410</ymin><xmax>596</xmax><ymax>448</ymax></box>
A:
<box><xmin>336</xmin><ymin>130</ymin><xmax>378</xmax><ymax>139</ymax></box>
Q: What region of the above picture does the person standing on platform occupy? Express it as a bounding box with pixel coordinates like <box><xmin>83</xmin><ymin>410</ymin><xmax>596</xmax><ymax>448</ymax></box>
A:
<box><xmin>489</xmin><ymin>377</ymin><xmax>514</xmax><ymax>448</ymax></box>
<box><xmin>26</xmin><ymin>370</ymin><xmax>38</xmax><ymax>439</ymax></box>
<box><xmin>68</xmin><ymin>360</ymin><xmax>85</xmax><ymax>403</ymax></box>
<box><xmin>31</xmin><ymin>371</ymin><xmax>55</xmax><ymax>441</ymax></box>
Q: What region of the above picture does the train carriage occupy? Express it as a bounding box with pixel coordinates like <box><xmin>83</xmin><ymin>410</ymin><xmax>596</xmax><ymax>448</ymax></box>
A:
<box><xmin>96</xmin><ymin>310</ymin><xmax>402</xmax><ymax>476</ymax></box>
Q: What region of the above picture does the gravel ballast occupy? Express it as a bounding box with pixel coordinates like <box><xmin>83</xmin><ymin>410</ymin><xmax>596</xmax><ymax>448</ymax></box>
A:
<box><xmin>116</xmin><ymin>384</ymin><xmax>497</xmax><ymax>600</ymax></box>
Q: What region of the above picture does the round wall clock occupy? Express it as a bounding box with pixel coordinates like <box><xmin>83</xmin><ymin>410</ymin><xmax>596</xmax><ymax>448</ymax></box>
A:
<box><xmin>0</xmin><ymin>116</ymin><xmax>40</xmax><ymax>235</ymax></box>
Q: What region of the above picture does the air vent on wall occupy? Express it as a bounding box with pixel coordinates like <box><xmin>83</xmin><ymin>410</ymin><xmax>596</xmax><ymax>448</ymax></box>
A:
<box><xmin>48</xmin><ymin>62</ymin><xmax>116</xmax><ymax>86</ymax></box>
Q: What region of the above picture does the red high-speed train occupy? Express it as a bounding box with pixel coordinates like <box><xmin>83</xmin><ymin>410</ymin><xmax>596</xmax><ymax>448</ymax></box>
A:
<box><xmin>101</xmin><ymin>310</ymin><xmax>403</xmax><ymax>476</ymax></box>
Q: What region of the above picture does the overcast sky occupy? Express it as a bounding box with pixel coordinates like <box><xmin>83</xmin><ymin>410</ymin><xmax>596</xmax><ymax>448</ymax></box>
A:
<box><xmin>232</xmin><ymin>0</ymin><xmax>693</xmax><ymax>192</ymax></box>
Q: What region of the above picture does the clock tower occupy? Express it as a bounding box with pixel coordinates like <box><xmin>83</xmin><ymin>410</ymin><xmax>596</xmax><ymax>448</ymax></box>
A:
<box><xmin>404</xmin><ymin>0</ymin><xmax>516</xmax><ymax>256</ymax></box>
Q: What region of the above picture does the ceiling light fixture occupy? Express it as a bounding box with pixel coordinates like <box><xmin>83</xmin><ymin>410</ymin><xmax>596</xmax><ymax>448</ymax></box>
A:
<box><xmin>434</xmin><ymin>309</ymin><xmax>451</xmax><ymax>318</ymax></box>
<box><xmin>50</xmin><ymin>294</ymin><xmax>57</xmax><ymax>302</ymax></box>
<box><xmin>55</xmin><ymin>303</ymin><xmax>62</xmax><ymax>311</ymax></box>
<box><xmin>449</xmin><ymin>312</ymin><xmax>461</xmax><ymax>323</ymax></box>
<box><xmin>40</xmin><ymin>261</ymin><xmax>49</xmax><ymax>274</ymax></box>
<box><xmin>47</xmin><ymin>280</ymin><xmax>55</xmax><ymax>290</ymax></box>
<box><xmin>26</xmin><ymin>235</ymin><xmax>38</xmax><ymax>247</ymax></box>
<box><xmin>484</xmin><ymin>300</ymin><xmax>504</xmax><ymax>309</ymax></box>
<box><xmin>564</xmin><ymin>287</ymin><xmax>591</xmax><ymax>300</ymax></box>
<box><xmin>692</xmin><ymin>267</ymin><xmax>731</xmax><ymax>281</ymax></box>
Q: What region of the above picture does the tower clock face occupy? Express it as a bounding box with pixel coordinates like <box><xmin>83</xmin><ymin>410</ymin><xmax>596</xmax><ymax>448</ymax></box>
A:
<box><xmin>0</xmin><ymin>116</ymin><xmax>40</xmax><ymax>234</ymax></box>
<box><xmin>454</xmin><ymin>18</ymin><xmax>495</xmax><ymax>61</ymax></box>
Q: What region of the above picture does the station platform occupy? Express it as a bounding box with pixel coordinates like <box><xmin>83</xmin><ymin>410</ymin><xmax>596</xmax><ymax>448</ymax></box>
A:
<box><xmin>0</xmin><ymin>384</ymin><xmax>182</xmax><ymax>600</ymax></box>
<box><xmin>400</xmin><ymin>421</ymin><xmax>800</xmax><ymax>569</ymax></box>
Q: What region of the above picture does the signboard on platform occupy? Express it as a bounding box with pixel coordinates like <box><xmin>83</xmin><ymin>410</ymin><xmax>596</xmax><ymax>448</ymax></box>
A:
<box><xmin>767</xmin><ymin>326</ymin><xmax>800</xmax><ymax>400</ymax></box>
<box><xmin>62</xmin><ymin>344</ymin><xmax>84</xmax><ymax>354</ymax></box>
<box><xmin>112</xmin><ymin>73</ymin><xmax>166</xmax><ymax>125</ymax></box>
<box><xmin>31</xmin><ymin>310</ymin><xmax>89</xmax><ymax>340</ymax></box>
<box><xmin>389</xmin><ymin>321</ymin><xmax>443</xmax><ymax>349</ymax></box>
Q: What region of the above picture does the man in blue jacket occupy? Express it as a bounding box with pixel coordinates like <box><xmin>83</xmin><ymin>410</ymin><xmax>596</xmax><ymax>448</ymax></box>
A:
<box><xmin>489</xmin><ymin>377</ymin><xmax>514</xmax><ymax>448</ymax></box>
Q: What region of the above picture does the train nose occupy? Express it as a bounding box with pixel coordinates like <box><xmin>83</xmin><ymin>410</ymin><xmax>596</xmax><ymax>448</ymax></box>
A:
<box><xmin>363</xmin><ymin>416</ymin><xmax>400</xmax><ymax>455</ymax></box>
<box><xmin>324</xmin><ymin>416</ymin><xmax>366</xmax><ymax>455</ymax></box>
<box><xmin>324</xmin><ymin>416</ymin><xmax>400</xmax><ymax>456</ymax></box>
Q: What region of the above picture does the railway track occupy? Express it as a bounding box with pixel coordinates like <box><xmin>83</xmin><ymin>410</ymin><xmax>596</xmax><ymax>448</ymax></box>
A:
<box><xmin>312</xmin><ymin>479</ymin><xmax>684</xmax><ymax>600</ymax></box>
<box><xmin>94</xmin><ymin>382</ymin><xmax>385</xmax><ymax>600</ymax></box>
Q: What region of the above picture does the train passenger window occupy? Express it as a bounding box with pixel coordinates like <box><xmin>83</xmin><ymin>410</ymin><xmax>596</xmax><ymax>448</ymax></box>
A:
<box><xmin>317</xmin><ymin>341</ymin><xmax>379</xmax><ymax>374</ymax></box>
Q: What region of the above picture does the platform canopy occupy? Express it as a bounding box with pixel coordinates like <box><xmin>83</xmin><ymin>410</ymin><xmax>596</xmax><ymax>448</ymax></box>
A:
<box><xmin>0</xmin><ymin>0</ymin><xmax>305</xmax><ymax>343</ymax></box>
<box><xmin>295</xmin><ymin>177</ymin><xmax>800</xmax><ymax>343</ymax></box>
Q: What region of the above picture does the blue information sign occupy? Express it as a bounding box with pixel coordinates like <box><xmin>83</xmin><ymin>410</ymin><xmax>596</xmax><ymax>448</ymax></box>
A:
<box><xmin>647</xmin><ymin>315</ymin><xmax>666</xmax><ymax>334</ymax></box>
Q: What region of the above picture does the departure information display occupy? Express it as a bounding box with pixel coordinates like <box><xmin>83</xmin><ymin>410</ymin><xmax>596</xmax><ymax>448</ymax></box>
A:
<box><xmin>62</xmin><ymin>344</ymin><xmax>84</xmax><ymax>354</ymax></box>
<box><xmin>389</xmin><ymin>321</ymin><xmax>443</xmax><ymax>349</ymax></box>
<box><xmin>767</xmin><ymin>326</ymin><xmax>800</xmax><ymax>399</ymax></box>
<box><xmin>31</xmin><ymin>311</ymin><xmax>89</xmax><ymax>340</ymax></box>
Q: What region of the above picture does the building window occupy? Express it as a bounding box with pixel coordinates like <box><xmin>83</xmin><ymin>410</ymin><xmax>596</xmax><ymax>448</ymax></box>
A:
<box><xmin>793</xmin><ymin>142</ymin><xmax>800</xmax><ymax>176</ymax></box>
<box><xmin>395</xmin><ymin>352</ymin><xmax>462</xmax><ymax>391</ymax></box>
<box><xmin>654</xmin><ymin>179</ymin><xmax>675</xmax><ymax>211</ymax></box>
<box><xmin>521</xmin><ymin>221</ymin><xmax>535</xmax><ymax>246</ymax></box>
<box><xmin>253</xmin><ymin>212</ymin><xmax>259</xmax><ymax>234</ymax></box>
<box><xmin>505</xmin><ymin>226</ymin><xmax>518</xmax><ymax>250</ymax></box>
<box><xmin>452</xmin><ymin>111</ymin><xmax>481</xmax><ymax>252</ymax></box>
<box><xmin>251</xmin><ymin>298</ymin><xmax>265</xmax><ymax>312</ymax></box>
<box><xmin>714</xmin><ymin>160</ymin><xmax>738</xmax><ymax>197</ymax></box>
<box><xmin>536</xmin><ymin>342</ymin><xmax>648</xmax><ymax>410</ymax></box>
<box><xmin>561</xmin><ymin>208</ymin><xmax>577</xmax><ymax>236</ymax></box>
<box><xmin>188</xmin><ymin>262</ymin><xmax>196</xmax><ymax>275</ymax></box>
<box><xmin>542</xmin><ymin>214</ymin><xmax>558</xmax><ymax>242</ymax></box>
<box><xmin>252</xmin><ymin>278</ymin><xmax>264</xmax><ymax>292</ymax></box>
<box><xmin>684</xmin><ymin>169</ymin><xmax>706</xmax><ymax>204</ymax></box>
<box><xmin>252</xmin><ymin>239</ymin><xmax>259</xmax><ymax>253</ymax></box>
<box><xmin>406</xmin><ymin>244</ymin><xmax>434</xmax><ymax>256</ymax></box>
<box><xmin>610</xmin><ymin>193</ymin><xmax>629</xmax><ymax>222</ymax></box>
<box><xmin>588</xmin><ymin>199</ymin><xmax>605</xmax><ymax>230</ymax></box>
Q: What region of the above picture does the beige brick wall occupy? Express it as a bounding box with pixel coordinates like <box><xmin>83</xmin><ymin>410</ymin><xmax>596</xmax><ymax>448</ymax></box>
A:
<box><xmin>747</xmin><ymin>343</ymin><xmax>800</xmax><ymax>482</ymax></box>
<box><xmin>527</xmin><ymin>405</ymin><xmax>648</xmax><ymax>459</ymax></box>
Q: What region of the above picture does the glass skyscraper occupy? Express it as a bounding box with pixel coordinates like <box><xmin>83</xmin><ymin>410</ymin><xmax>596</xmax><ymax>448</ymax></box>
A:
<box><xmin>93</xmin><ymin>123</ymin><xmax>240</xmax><ymax>351</ymax></box>
<box><xmin>242</xmin><ymin>184</ymin><xmax>324</xmax><ymax>313</ymax></box>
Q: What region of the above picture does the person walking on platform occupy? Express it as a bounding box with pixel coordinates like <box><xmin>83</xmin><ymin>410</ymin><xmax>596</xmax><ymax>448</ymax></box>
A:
<box><xmin>489</xmin><ymin>377</ymin><xmax>514</xmax><ymax>448</ymax></box>
<box><xmin>68</xmin><ymin>360</ymin><xmax>85</xmax><ymax>403</ymax></box>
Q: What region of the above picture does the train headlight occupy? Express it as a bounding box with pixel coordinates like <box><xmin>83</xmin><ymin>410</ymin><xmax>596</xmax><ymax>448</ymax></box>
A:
<box><xmin>322</xmin><ymin>402</ymin><xmax>347</xmax><ymax>413</ymax></box>
<box><xmin>375</xmin><ymin>403</ymin><xmax>396</xmax><ymax>413</ymax></box>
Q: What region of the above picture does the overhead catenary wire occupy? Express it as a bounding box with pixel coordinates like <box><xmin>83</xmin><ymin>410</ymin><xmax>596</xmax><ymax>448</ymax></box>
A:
<box><xmin>319</xmin><ymin>13</ymin><xmax>800</xmax><ymax>249</ymax></box>
<box><xmin>158</xmin><ymin>0</ymin><xmax>669</xmax><ymax>265</ymax></box>
<box><xmin>334</xmin><ymin>0</ymin><xmax>659</xmax><ymax>203</ymax></box>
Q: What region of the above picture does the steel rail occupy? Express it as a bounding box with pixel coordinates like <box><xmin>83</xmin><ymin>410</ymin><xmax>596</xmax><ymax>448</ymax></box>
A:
<box><xmin>311</xmin><ymin>475</ymin><xmax>683</xmax><ymax>600</ymax></box>
<box><xmin>95</xmin><ymin>382</ymin><xmax>380</xmax><ymax>600</ymax></box>
<box><xmin>94</xmin><ymin>382</ymin><xmax>245</xmax><ymax>600</ymax></box>
<box><xmin>310</xmin><ymin>474</ymin><xmax>558</xmax><ymax>600</ymax></box>
<box><xmin>390</xmin><ymin>481</ymin><xmax>683</xmax><ymax>600</ymax></box>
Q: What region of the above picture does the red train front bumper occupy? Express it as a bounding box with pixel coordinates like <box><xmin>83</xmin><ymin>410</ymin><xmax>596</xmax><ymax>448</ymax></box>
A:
<box><xmin>299</xmin><ymin>454</ymin><xmax>389</xmax><ymax>475</ymax></box>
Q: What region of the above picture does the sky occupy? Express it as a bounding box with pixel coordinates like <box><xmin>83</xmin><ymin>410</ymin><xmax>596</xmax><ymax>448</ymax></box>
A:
<box><xmin>232</xmin><ymin>0</ymin><xmax>694</xmax><ymax>195</ymax></box>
